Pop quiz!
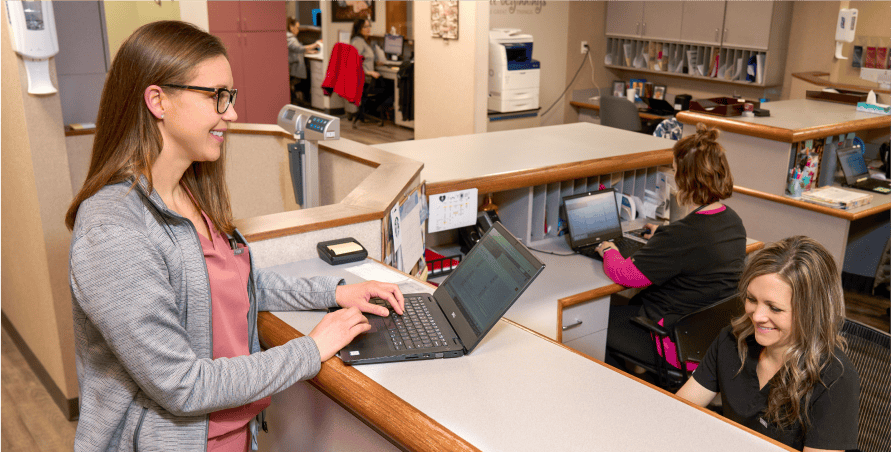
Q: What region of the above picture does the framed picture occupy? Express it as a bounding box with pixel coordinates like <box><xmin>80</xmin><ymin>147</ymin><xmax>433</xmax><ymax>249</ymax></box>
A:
<box><xmin>331</xmin><ymin>1</ymin><xmax>375</xmax><ymax>23</ymax></box>
<box><xmin>612</xmin><ymin>81</ymin><xmax>625</xmax><ymax>97</ymax></box>
<box><xmin>431</xmin><ymin>1</ymin><xmax>459</xmax><ymax>40</ymax></box>
<box><xmin>653</xmin><ymin>85</ymin><xmax>667</xmax><ymax>100</ymax></box>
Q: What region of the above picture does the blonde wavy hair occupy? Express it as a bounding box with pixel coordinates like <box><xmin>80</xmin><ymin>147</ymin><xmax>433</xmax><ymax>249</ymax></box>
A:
<box><xmin>730</xmin><ymin>236</ymin><xmax>847</xmax><ymax>430</ymax></box>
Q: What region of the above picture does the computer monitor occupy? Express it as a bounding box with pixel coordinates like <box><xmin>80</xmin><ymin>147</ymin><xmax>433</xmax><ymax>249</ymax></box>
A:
<box><xmin>383</xmin><ymin>34</ymin><xmax>404</xmax><ymax>59</ymax></box>
<box><xmin>312</xmin><ymin>8</ymin><xmax>321</xmax><ymax>27</ymax></box>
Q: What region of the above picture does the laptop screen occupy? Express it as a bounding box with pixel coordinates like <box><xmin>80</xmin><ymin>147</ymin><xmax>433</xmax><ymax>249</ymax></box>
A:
<box><xmin>563</xmin><ymin>189</ymin><xmax>623</xmax><ymax>249</ymax></box>
<box><xmin>837</xmin><ymin>147</ymin><xmax>869</xmax><ymax>183</ymax></box>
<box><xmin>442</xmin><ymin>224</ymin><xmax>542</xmax><ymax>334</ymax></box>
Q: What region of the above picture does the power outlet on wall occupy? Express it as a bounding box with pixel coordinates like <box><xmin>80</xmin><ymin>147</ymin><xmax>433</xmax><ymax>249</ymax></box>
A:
<box><xmin>580</xmin><ymin>41</ymin><xmax>589</xmax><ymax>55</ymax></box>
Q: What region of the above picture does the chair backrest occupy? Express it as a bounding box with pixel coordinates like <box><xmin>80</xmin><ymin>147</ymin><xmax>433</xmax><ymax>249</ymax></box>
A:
<box><xmin>600</xmin><ymin>95</ymin><xmax>642</xmax><ymax>132</ymax></box>
<box><xmin>840</xmin><ymin>319</ymin><xmax>890</xmax><ymax>451</ymax></box>
<box><xmin>672</xmin><ymin>294</ymin><xmax>743</xmax><ymax>365</ymax></box>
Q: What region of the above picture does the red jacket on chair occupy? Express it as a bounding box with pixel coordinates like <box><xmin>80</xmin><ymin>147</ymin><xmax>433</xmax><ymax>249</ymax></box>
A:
<box><xmin>322</xmin><ymin>42</ymin><xmax>364</xmax><ymax>105</ymax></box>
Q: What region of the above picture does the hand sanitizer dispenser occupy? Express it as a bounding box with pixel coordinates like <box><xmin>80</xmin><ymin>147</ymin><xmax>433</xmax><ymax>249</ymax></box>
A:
<box><xmin>5</xmin><ymin>1</ymin><xmax>59</xmax><ymax>94</ymax></box>
<box><xmin>834</xmin><ymin>8</ymin><xmax>857</xmax><ymax>60</ymax></box>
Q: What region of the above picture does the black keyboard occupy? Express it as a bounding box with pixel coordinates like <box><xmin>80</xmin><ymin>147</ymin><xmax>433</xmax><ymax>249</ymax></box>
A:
<box><xmin>579</xmin><ymin>237</ymin><xmax>645</xmax><ymax>260</ymax></box>
<box><xmin>369</xmin><ymin>296</ymin><xmax>447</xmax><ymax>351</ymax></box>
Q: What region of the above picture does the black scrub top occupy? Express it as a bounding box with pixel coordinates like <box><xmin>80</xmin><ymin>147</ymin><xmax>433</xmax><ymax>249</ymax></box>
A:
<box><xmin>692</xmin><ymin>327</ymin><xmax>860</xmax><ymax>451</ymax></box>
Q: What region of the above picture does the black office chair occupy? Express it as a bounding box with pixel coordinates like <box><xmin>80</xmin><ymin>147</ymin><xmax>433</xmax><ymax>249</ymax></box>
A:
<box><xmin>608</xmin><ymin>294</ymin><xmax>742</xmax><ymax>390</ymax></box>
<box><xmin>839</xmin><ymin>319</ymin><xmax>890</xmax><ymax>451</ymax></box>
<box><xmin>600</xmin><ymin>95</ymin><xmax>643</xmax><ymax>132</ymax></box>
<box><xmin>352</xmin><ymin>77</ymin><xmax>384</xmax><ymax>128</ymax></box>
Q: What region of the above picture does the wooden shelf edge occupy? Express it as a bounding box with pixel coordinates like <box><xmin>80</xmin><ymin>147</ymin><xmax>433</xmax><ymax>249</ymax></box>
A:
<box><xmin>427</xmin><ymin>149</ymin><xmax>673</xmax><ymax>196</ymax></box>
<box><xmin>605</xmin><ymin>64</ymin><xmax>780</xmax><ymax>88</ymax></box>
<box><xmin>675</xmin><ymin>111</ymin><xmax>795</xmax><ymax>142</ymax></box>
<box><xmin>733</xmin><ymin>185</ymin><xmax>890</xmax><ymax>220</ymax></box>
<box><xmin>793</xmin><ymin>71</ymin><xmax>891</xmax><ymax>95</ymax></box>
<box><xmin>257</xmin><ymin>312</ymin><xmax>479</xmax><ymax>452</ymax></box>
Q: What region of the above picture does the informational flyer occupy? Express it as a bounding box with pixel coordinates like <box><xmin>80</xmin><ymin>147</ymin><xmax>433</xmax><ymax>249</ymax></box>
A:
<box><xmin>427</xmin><ymin>188</ymin><xmax>477</xmax><ymax>233</ymax></box>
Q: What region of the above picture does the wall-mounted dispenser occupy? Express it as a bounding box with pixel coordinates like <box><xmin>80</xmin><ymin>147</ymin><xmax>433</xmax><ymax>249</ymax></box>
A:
<box><xmin>5</xmin><ymin>1</ymin><xmax>59</xmax><ymax>95</ymax></box>
<box><xmin>834</xmin><ymin>8</ymin><xmax>857</xmax><ymax>60</ymax></box>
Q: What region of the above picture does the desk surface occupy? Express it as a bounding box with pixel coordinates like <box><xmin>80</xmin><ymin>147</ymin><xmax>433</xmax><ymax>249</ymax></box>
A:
<box><xmin>260</xmin><ymin>258</ymin><xmax>788</xmax><ymax>451</ymax></box>
<box><xmin>375</xmin><ymin>122</ymin><xmax>674</xmax><ymax>195</ymax></box>
<box><xmin>676</xmin><ymin>99</ymin><xmax>891</xmax><ymax>143</ymax></box>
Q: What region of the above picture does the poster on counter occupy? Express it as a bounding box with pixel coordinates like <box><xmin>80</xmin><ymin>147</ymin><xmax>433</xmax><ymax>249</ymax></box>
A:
<box><xmin>427</xmin><ymin>188</ymin><xmax>477</xmax><ymax>233</ymax></box>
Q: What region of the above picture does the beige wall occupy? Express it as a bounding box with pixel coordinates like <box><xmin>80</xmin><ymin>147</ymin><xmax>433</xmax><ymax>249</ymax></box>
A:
<box><xmin>414</xmin><ymin>1</ymin><xmax>489</xmax><ymax>139</ymax></box>
<box><xmin>834</xmin><ymin>1</ymin><xmax>891</xmax><ymax>88</ymax></box>
<box><xmin>104</xmin><ymin>0</ymin><xmax>181</xmax><ymax>57</ymax></box>
<box><xmin>490</xmin><ymin>1</ymin><xmax>569</xmax><ymax>128</ymax></box>
<box><xmin>1</xmin><ymin>6</ymin><xmax>78</xmax><ymax>401</ymax></box>
<box><xmin>564</xmin><ymin>1</ymin><xmax>612</xmax><ymax>123</ymax></box>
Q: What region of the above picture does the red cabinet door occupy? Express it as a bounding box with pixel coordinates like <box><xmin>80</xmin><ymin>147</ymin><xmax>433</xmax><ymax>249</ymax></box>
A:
<box><xmin>241</xmin><ymin>31</ymin><xmax>288</xmax><ymax>124</ymax></box>
<box><xmin>238</xmin><ymin>1</ymin><xmax>286</xmax><ymax>32</ymax></box>
<box><xmin>215</xmin><ymin>31</ymin><xmax>247</xmax><ymax>122</ymax></box>
<box><xmin>207</xmin><ymin>1</ymin><xmax>241</xmax><ymax>32</ymax></box>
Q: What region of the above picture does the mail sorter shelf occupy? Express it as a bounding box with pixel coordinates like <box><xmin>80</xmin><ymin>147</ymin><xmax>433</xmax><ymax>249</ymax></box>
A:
<box><xmin>605</xmin><ymin>38</ymin><xmax>775</xmax><ymax>87</ymax></box>
<box><xmin>492</xmin><ymin>166</ymin><xmax>663</xmax><ymax>244</ymax></box>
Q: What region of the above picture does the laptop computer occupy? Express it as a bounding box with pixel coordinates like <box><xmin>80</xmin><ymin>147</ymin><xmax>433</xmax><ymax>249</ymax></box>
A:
<box><xmin>335</xmin><ymin>221</ymin><xmax>545</xmax><ymax>365</ymax></box>
<box><xmin>640</xmin><ymin>97</ymin><xmax>676</xmax><ymax>116</ymax></box>
<box><xmin>562</xmin><ymin>188</ymin><xmax>648</xmax><ymax>261</ymax></box>
<box><xmin>837</xmin><ymin>146</ymin><xmax>891</xmax><ymax>194</ymax></box>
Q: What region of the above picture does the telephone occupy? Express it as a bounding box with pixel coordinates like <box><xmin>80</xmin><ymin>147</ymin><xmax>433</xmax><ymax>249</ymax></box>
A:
<box><xmin>458</xmin><ymin>210</ymin><xmax>501</xmax><ymax>254</ymax></box>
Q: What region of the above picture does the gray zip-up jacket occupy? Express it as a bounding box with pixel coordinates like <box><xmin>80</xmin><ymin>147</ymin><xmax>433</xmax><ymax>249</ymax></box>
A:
<box><xmin>69</xmin><ymin>178</ymin><xmax>341</xmax><ymax>451</ymax></box>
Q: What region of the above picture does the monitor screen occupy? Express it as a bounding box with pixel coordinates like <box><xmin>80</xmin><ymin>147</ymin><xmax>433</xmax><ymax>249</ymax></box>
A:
<box><xmin>312</xmin><ymin>9</ymin><xmax>321</xmax><ymax>27</ymax></box>
<box><xmin>564</xmin><ymin>190</ymin><xmax>622</xmax><ymax>247</ymax></box>
<box><xmin>384</xmin><ymin>34</ymin><xmax>404</xmax><ymax>57</ymax></box>
<box><xmin>838</xmin><ymin>148</ymin><xmax>869</xmax><ymax>178</ymax></box>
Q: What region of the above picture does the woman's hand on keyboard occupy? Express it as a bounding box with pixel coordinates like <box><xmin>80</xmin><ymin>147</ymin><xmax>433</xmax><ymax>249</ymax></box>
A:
<box><xmin>309</xmin><ymin>307</ymin><xmax>371</xmax><ymax>361</ymax></box>
<box><xmin>643</xmin><ymin>223</ymin><xmax>660</xmax><ymax>239</ymax></box>
<box><xmin>336</xmin><ymin>281</ymin><xmax>405</xmax><ymax>316</ymax></box>
<box><xmin>595</xmin><ymin>241</ymin><xmax>617</xmax><ymax>258</ymax></box>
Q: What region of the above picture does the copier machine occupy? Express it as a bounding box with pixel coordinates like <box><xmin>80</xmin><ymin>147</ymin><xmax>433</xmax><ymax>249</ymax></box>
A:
<box><xmin>488</xmin><ymin>28</ymin><xmax>540</xmax><ymax>113</ymax></box>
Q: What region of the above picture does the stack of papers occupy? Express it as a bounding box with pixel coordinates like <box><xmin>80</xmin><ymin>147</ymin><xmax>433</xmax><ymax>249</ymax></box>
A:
<box><xmin>800</xmin><ymin>186</ymin><xmax>873</xmax><ymax>210</ymax></box>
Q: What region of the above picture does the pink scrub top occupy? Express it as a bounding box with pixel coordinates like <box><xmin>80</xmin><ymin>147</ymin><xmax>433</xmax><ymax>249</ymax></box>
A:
<box><xmin>198</xmin><ymin>211</ymin><xmax>270</xmax><ymax>452</ymax></box>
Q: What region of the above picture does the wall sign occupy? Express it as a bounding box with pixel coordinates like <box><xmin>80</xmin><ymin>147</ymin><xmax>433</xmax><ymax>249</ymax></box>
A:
<box><xmin>490</xmin><ymin>0</ymin><xmax>547</xmax><ymax>15</ymax></box>
<box><xmin>430</xmin><ymin>1</ymin><xmax>458</xmax><ymax>40</ymax></box>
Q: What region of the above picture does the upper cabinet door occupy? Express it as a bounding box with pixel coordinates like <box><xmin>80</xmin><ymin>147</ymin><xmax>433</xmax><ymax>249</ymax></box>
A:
<box><xmin>680</xmin><ymin>1</ymin><xmax>726</xmax><ymax>46</ymax></box>
<box><xmin>722</xmin><ymin>1</ymin><xmax>773</xmax><ymax>50</ymax></box>
<box><xmin>208</xmin><ymin>1</ymin><xmax>241</xmax><ymax>32</ymax></box>
<box><xmin>642</xmin><ymin>2</ymin><xmax>683</xmax><ymax>41</ymax></box>
<box><xmin>238</xmin><ymin>1</ymin><xmax>287</xmax><ymax>32</ymax></box>
<box><xmin>605</xmin><ymin>1</ymin><xmax>645</xmax><ymax>38</ymax></box>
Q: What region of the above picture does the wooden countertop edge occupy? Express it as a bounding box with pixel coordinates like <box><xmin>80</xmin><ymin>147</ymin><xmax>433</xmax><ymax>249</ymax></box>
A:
<box><xmin>502</xmin><ymin>319</ymin><xmax>795</xmax><ymax>451</ymax></box>
<box><xmin>257</xmin><ymin>312</ymin><xmax>479</xmax><ymax>452</ymax></box>
<box><xmin>426</xmin><ymin>149</ymin><xmax>674</xmax><ymax>196</ymax></box>
<box><xmin>676</xmin><ymin>110</ymin><xmax>891</xmax><ymax>143</ymax></box>
<box><xmin>792</xmin><ymin>71</ymin><xmax>891</xmax><ymax>95</ymax></box>
<box><xmin>733</xmin><ymin>185</ymin><xmax>890</xmax><ymax>220</ymax></box>
<box><xmin>568</xmin><ymin>100</ymin><xmax>668</xmax><ymax>121</ymax></box>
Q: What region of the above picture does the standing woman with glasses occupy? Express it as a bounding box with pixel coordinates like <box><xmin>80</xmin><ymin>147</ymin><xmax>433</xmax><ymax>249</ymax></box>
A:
<box><xmin>66</xmin><ymin>21</ymin><xmax>403</xmax><ymax>452</ymax></box>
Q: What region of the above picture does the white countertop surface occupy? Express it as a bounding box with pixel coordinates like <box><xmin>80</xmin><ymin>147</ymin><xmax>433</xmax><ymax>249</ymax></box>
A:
<box><xmin>682</xmin><ymin>99</ymin><xmax>885</xmax><ymax>131</ymax></box>
<box><xmin>375</xmin><ymin>122</ymin><xmax>674</xmax><ymax>186</ymax></box>
<box><xmin>265</xmin><ymin>258</ymin><xmax>785</xmax><ymax>452</ymax></box>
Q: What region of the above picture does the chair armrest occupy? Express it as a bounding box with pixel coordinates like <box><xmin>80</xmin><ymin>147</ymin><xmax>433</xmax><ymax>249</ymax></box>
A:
<box><xmin>631</xmin><ymin>316</ymin><xmax>670</xmax><ymax>337</ymax></box>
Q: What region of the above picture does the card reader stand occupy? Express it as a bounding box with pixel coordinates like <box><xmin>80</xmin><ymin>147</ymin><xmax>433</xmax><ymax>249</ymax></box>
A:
<box><xmin>278</xmin><ymin>105</ymin><xmax>341</xmax><ymax>208</ymax></box>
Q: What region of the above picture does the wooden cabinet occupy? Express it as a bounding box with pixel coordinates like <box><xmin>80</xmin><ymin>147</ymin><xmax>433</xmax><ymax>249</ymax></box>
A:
<box><xmin>606</xmin><ymin>0</ymin><xmax>791</xmax><ymax>87</ymax></box>
<box><xmin>605</xmin><ymin>1</ymin><xmax>682</xmax><ymax>41</ymax></box>
<box><xmin>721</xmin><ymin>1</ymin><xmax>774</xmax><ymax>50</ymax></box>
<box><xmin>678</xmin><ymin>1</ymin><xmax>725</xmax><ymax>46</ymax></box>
<box><xmin>209</xmin><ymin>1</ymin><xmax>289</xmax><ymax>124</ymax></box>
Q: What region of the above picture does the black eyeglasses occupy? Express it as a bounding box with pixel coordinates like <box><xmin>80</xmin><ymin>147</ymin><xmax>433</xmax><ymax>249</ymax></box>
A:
<box><xmin>161</xmin><ymin>84</ymin><xmax>237</xmax><ymax>114</ymax></box>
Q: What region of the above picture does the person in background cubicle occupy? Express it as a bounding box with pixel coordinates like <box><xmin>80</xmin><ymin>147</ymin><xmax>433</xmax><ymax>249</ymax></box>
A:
<box><xmin>287</xmin><ymin>17</ymin><xmax>321</xmax><ymax>106</ymax></box>
<box><xmin>65</xmin><ymin>21</ymin><xmax>403</xmax><ymax>452</ymax></box>
<box><xmin>350</xmin><ymin>18</ymin><xmax>394</xmax><ymax>124</ymax></box>
<box><xmin>677</xmin><ymin>236</ymin><xmax>859</xmax><ymax>451</ymax></box>
<box><xmin>596</xmin><ymin>123</ymin><xmax>746</xmax><ymax>371</ymax></box>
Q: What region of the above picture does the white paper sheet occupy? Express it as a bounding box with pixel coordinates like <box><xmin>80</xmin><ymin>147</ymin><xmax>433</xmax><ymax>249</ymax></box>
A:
<box><xmin>428</xmin><ymin>188</ymin><xmax>478</xmax><ymax>233</ymax></box>
<box><xmin>399</xmin><ymin>206</ymin><xmax>424</xmax><ymax>275</ymax></box>
<box><xmin>346</xmin><ymin>262</ymin><xmax>409</xmax><ymax>284</ymax></box>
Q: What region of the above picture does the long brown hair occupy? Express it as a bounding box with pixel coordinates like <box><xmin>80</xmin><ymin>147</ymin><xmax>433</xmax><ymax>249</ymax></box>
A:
<box><xmin>730</xmin><ymin>236</ymin><xmax>847</xmax><ymax>430</ymax></box>
<box><xmin>65</xmin><ymin>20</ymin><xmax>235</xmax><ymax>235</ymax></box>
<box><xmin>673</xmin><ymin>123</ymin><xmax>734</xmax><ymax>206</ymax></box>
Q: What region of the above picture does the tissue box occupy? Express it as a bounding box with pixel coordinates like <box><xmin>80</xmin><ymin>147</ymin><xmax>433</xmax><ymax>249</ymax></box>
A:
<box><xmin>855</xmin><ymin>102</ymin><xmax>891</xmax><ymax>115</ymax></box>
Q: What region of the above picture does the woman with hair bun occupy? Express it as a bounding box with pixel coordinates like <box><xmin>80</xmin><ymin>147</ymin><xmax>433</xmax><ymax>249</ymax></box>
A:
<box><xmin>597</xmin><ymin>123</ymin><xmax>747</xmax><ymax>371</ymax></box>
<box><xmin>677</xmin><ymin>236</ymin><xmax>859</xmax><ymax>451</ymax></box>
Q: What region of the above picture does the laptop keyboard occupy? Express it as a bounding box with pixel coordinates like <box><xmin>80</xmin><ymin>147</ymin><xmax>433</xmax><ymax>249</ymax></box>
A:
<box><xmin>579</xmin><ymin>237</ymin><xmax>644</xmax><ymax>259</ymax></box>
<box><xmin>370</xmin><ymin>296</ymin><xmax>447</xmax><ymax>351</ymax></box>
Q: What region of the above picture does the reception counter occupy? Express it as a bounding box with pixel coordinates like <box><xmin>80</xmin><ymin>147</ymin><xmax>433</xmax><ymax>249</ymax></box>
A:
<box><xmin>677</xmin><ymin>99</ymin><xmax>891</xmax><ymax>273</ymax></box>
<box><xmin>256</xmin><ymin>258</ymin><xmax>789</xmax><ymax>452</ymax></box>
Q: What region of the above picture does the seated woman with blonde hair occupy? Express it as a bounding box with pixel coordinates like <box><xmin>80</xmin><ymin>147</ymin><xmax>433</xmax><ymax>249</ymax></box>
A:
<box><xmin>677</xmin><ymin>236</ymin><xmax>860</xmax><ymax>451</ymax></box>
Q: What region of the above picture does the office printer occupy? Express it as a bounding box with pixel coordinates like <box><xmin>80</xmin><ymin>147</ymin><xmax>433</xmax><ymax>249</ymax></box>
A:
<box><xmin>488</xmin><ymin>28</ymin><xmax>540</xmax><ymax>113</ymax></box>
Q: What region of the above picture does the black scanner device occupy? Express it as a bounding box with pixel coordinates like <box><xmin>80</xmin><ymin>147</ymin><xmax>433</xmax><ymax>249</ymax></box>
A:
<box><xmin>317</xmin><ymin>238</ymin><xmax>368</xmax><ymax>265</ymax></box>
